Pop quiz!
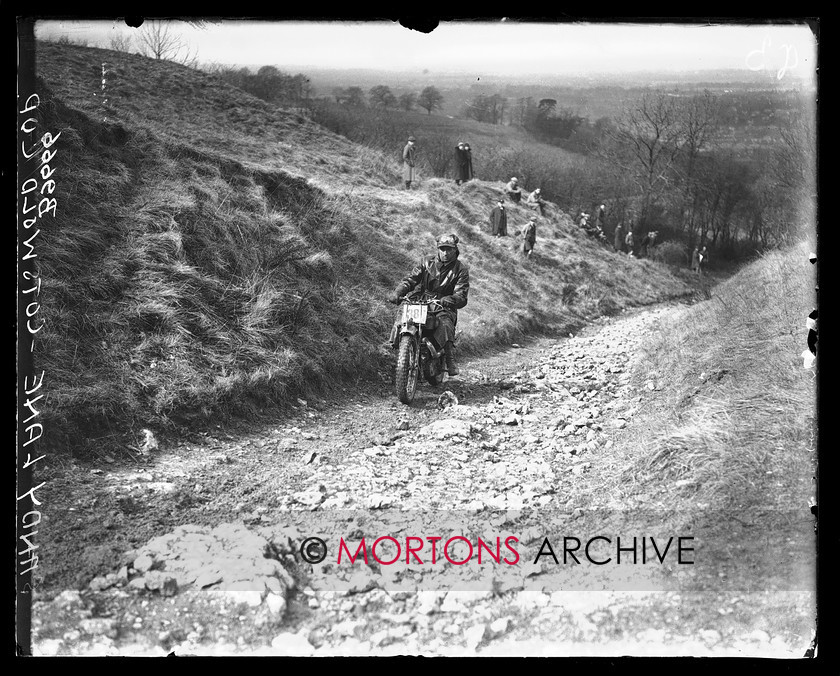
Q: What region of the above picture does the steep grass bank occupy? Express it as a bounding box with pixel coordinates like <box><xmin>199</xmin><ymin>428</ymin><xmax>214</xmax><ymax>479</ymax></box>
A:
<box><xmin>627</xmin><ymin>241</ymin><xmax>816</xmax><ymax>513</ymax></box>
<box><xmin>576</xmin><ymin>240</ymin><xmax>817</xmax><ymax>597</ymax></box>
<box><xmin>32</xmin><ymin>42</ymin><xmax>695</xmax><ymax>455</ymax></box>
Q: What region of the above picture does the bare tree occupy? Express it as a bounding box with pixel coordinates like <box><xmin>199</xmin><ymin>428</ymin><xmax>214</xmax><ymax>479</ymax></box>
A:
<box><xmin>109</xmin><ymin>33</ymin><xmax>133</xmax><ymax>53</ymax></box>
<box><xmin>605</xmin><ymin>90</ymin><xmax>689</xmax><ymax>228</ymax></box>
<box><xmin>137</xmin><ymin>20</ymin><xmax>198</xmax><ymax>66</ymax></box>
<box><xmin>674</xmin><ymin>91</ymin><xmax>720</xmax><ymax>240</ymax></box>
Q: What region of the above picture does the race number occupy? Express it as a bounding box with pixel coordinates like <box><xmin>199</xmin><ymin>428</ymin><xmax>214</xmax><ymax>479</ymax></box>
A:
<box><xmin>402</xmin><ymin>303</ymin><xmax>428</xmax><ymax>324</ymax></box>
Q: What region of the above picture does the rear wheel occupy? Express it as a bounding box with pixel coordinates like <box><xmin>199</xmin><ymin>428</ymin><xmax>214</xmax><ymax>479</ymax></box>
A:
<box><xmin>395</xmin><ymin>335</ymin><xmax>419</xmax><ymax>404</ymax></box>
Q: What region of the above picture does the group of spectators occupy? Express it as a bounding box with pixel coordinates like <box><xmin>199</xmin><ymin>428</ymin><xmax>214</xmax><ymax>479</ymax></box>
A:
<box><xmin>401</xmin><ymin>135</ymin><xmax>710</xmax><ymax>270</ymax></box>
<box><xmin>612</xmin><ymin>217</ymin><xmax>659</xmax><ymax>259</ymax></box>
<box><xmin>576</xmin><ymin>205</ymin><xmax>608</xmax><ymax>244</ymax></box>
<box><xmin>691</xmin><ymin>245</ymin><xmax>710</xmax><ymax>276</ymax></box>
<box><xmin>454</xmin><ymin>141</ymin><xmax>474</xmax><ymax>185</ymax></box>
<box><xmin>489</xmin><ymin>190</ymin><xmax>539</xmax><ymax>258</ymax></box>
<box><xmin>503</xmin><ymin>176</ymin><xmax>546</xmax><ymax>216</ymax></box>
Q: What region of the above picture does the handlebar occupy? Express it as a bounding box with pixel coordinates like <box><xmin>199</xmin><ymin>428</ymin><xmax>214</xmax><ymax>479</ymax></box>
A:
<box><xmin>398</xmin><ymin>294</ymin><xmax>446</xmax><ymax>310</ymax></box>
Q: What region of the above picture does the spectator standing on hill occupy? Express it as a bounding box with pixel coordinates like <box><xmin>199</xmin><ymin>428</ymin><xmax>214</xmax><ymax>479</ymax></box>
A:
<box><xmin>625</xmin><ymin>229</ymin><xmax>635</xmax><ymax>257</ymax></box>
<box><xmin>697</xmin><ymin>245</ymin><xmax>709</xmax><ymax>276</ymax></box>
<box><xmin>402</xmin><ymin>135</ymin><xmax>417</xmax><ymax>189</ymax></box>
<box><xmin>640</xmin><ymin>231</ymin><xmax>657</xmax><ymax>258</ymax></box>
<box><xmin>464</xmin><ymin>143</ymin><xmax>474</xmax><ymax>180</ymax></box>
<box><xmin>490</xmin><ymin>198</ymin><xmax>508</xmax><ymax>237</ymax></box>
<box><xmin>691</xmin><ymin>246</ymin><xmax>700</xmax><ymax>272</ymax></box>
<box><xmin>596</xmin><ymin>203</ymin><xmax>606</xmax><ymax>228</ymax></box>
<box><xmin>613</xmin><ymin>222</ymin><xmax>625</xmax><ymax>253</ymax></box>
<box><xmin>526</xmin><ymin>188</ymin><xmax>545</xmax><ymax>216</ymax></box>
<box><xmin>455</xmin><ymin>142</ymin><xmax>469</xmax><ymax>185</ymax></box>
<box><xmin>505</xmin><ymin>177</ymin><xmax>522</xmax><ymax>203</ymax></box>
<box><xmin>521</xmin><ymin>215</ymin><xmax>538</xmax><ymax>258</ymax></box>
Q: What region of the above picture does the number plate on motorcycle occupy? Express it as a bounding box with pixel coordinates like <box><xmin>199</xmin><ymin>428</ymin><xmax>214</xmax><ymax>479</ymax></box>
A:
<box><xmin>402</xmin><ymin>304</ymin><xmax>428</xmax><ymax>324</ymax></box>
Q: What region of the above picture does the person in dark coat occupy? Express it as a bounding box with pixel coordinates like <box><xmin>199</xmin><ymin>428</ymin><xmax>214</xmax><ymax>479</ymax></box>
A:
<box><xmin>625</xmin><ymin>229</ymin><xmax>635</xmax><ymax>257</ymax></box>
<box><xmin>389</xmin><ymin>233</ymin><xmax>470</xmax><ymax>376</ymax></box>
<box><xmin>697</xmin><ymin>245</ymin><xmax>709</xmax><ymax>276</ymax></box>
<box><xmin>402</xmin><ymin>135</ymin><xmax>417</xmax><ymax>189</ymax></box>
<box><xmin>691</xmin><ymin>246</ymin><xmax>700</xmax><ymax>271</ymax></box>
<box><xmin>613</xmin><ymin>223</ymin><xmax>625</xmax><ymax>253</ymax></box>
<box><xmin>521</xmin><ymin>215</ymin><xmax>537</xmax><ymax>258</ymax></box>
<box><xmin>455</xmin><ymin>142</ymin><xmax>473</xmax><ymax>185</ymax></box>
<box><xmin>489</xmin><ymin>198</ymin><xmax>508</xmax><ymax>237</ymax></box>
<box><xmin>639</xmin><ymin>231</ymin><xmax>657</xmax><ymax>258</ymax></box>
<box><xmin>595</xmin><ymin>203</ymin><xmax>606</xmax><ymax>228</ymax></box>
<box><xmin>463</xmin><ymin>143</ymin><xmax>474</xmax><ymax>180</ymax></box>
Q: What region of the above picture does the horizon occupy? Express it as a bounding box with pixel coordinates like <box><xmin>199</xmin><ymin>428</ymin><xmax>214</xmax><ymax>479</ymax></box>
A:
<box><xmin>31</xmin><ymin>19</ymin><xmax>818</xmax><ymax>84</ymax></box>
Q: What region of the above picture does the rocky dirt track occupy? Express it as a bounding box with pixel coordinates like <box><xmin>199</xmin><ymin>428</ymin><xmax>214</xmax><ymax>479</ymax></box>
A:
<box><xmin>31</xmin><ymin>301</ymin><xmax>816</xmax><ymax>657</ymax></box>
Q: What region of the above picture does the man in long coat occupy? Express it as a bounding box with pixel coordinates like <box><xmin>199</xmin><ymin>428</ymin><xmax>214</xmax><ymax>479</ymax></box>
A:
<box><xmin>403</xmin><ymin>136</ymin><xmax>417</xmax><ymax>189</ymax></box>
<box><xmin>613</xmin><ymin>222</ymin><xmax>625</xmax><ymax>253</ymax></box>
<box><xmin>522</xmin><ymin>215</ymin><xmax>538</xmax><ymax>258</ymax></box>
<box><xmin>490</xmin><ymin>198</ymin><xmax>508</xmax><ymax>237</ymax></box>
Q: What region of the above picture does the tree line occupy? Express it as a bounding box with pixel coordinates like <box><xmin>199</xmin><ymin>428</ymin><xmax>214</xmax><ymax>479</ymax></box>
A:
<box><xmin>115</xmin><ymin>33</ymin><xmax>811</xmax><ymax>264</ymax></box>
<box><xmin>329</xmin><ymin>85</ymin><xmax>445</xmax><ymax>115</ymax></box>
<box><xmin>310</xmin><ymin>83</ymin><xmax>814</xmax><ymax>259</ymax></box>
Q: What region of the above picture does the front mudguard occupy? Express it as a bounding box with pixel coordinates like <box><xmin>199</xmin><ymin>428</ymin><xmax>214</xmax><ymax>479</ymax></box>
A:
<box><xmin>390</xmin><ymin>321</ymin><xmax>419</xmax><ymax>348</ymax></box>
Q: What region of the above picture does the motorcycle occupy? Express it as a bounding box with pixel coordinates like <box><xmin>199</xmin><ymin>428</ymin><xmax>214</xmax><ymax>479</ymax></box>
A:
<box><xmin>388</xmin><ymin>293</ymin><xmax>447</xmax><ymax>404</ymax></box>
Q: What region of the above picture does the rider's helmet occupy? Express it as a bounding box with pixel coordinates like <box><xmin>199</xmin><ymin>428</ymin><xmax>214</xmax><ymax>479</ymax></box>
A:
<box><xmin>436</xmin><ymin>233</ymin><xmax>460</xmax><ymax>251</ymax></box>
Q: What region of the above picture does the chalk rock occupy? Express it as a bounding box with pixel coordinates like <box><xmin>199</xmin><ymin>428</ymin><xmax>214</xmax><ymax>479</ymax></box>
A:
<box><xmin>421</xmin><ymin>419</ymin><xmax>472</xmax><ymax>439</ymax></box>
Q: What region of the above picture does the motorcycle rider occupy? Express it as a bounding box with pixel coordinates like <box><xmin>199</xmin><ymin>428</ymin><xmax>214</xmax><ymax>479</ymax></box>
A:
<box><xmin>389</xmin><ymin>233</ymin><xmax>470</xmax><ymax>376</ymax></box>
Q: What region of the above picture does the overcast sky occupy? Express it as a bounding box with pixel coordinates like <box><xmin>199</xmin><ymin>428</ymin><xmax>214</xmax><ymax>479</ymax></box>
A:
<box><xmin>32</xmin><ymin>18</ymin><xmax>818</xmax><ymax>81</ymax></box>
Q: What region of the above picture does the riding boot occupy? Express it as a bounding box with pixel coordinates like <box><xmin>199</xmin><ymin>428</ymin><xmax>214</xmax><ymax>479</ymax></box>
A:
<box><xmin>444</xmin><ymin>342</ymin><xmax>459</xmax><ymax>376</ymax></box>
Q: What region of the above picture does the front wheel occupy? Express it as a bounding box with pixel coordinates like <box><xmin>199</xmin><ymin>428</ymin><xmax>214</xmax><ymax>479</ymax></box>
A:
<box><xmin>395</xmin><ymin>335</ymin><xmax>419</xmax><ymax>404</ymax></box>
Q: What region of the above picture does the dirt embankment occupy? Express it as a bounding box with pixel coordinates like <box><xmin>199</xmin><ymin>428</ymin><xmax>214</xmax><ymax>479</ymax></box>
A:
<box><xmin>31</xmin><ymin>299</ymin><xmax>816</xmax><ymax>657</ymax></box>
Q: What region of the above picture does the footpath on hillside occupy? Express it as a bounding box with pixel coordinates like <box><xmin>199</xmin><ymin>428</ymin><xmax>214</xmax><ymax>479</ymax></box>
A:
<box><xmin>31</xmin><ymin>298</ymin><xmax>815</xmax><ymax>657</ymax></box>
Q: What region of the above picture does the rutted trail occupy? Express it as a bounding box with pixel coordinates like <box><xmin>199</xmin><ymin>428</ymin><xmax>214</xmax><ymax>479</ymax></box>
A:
<box><xmin>32</xmin><ymin>301</ymin><xmax>815</xmax><ymax>656</ymax></box>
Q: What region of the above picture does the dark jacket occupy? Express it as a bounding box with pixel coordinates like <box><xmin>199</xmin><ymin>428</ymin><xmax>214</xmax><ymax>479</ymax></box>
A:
<box><xmin>402</xmin><ymin>143</ymin><xmax>416</xmax><ymax>181</ymax></box>
<box><xmin>490</xmin><ymin>206</ymin><xmax>508</xmax><ymax>236</ymax></box>
<box><xmin>523</xmin><ymin>221</ymin><xmax>537</xmax><ymax>244</ymax></box>
<box><xmin>394</xmin><ymin>255</ymin><xmax>470</xmax><ymax>310</ymax></box>
<box><xmin>614</xmin><ymin>224</ymin><xmax>624</xmax><ymax>246</ymax></box>
<box><xmin>455</xmin><ymin>146</ymin><xmax>472</xmax><ymax>181</ymax></box>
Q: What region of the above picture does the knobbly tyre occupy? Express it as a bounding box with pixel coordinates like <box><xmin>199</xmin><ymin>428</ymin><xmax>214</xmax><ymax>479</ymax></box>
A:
<box><xmin>388</xmin><ymin>292</ymin><xmax>448</xmax><ymax>404</ymax></box>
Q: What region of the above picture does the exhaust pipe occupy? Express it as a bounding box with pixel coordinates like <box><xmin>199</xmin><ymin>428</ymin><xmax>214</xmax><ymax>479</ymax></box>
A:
<box><xmin>423</xmin><ymin>337</ymin><xmax>443</xmax><ymax>359</ymax></box>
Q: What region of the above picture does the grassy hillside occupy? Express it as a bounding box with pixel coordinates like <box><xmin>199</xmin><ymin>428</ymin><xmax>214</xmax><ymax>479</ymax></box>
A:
<box><xmin>32</xmin><ymin>41</ymin><xmax>695</xmax><ymax>455</ymax></box>
<box><xmin>575</xmin><ymin>240</ymin><xmax>817</xmax><ymax>596</ymax></box>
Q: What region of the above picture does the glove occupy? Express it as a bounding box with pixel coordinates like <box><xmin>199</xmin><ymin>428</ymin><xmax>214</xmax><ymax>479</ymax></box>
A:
<box><xmin>440</xmin><ymin>296</ymin><xmax>456</xmax><ymax>309</ymax></box>
<box><xmin>388</xmin><ymin>293</ymin><xmax>402</xmax><ymax>305</ymax></box>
